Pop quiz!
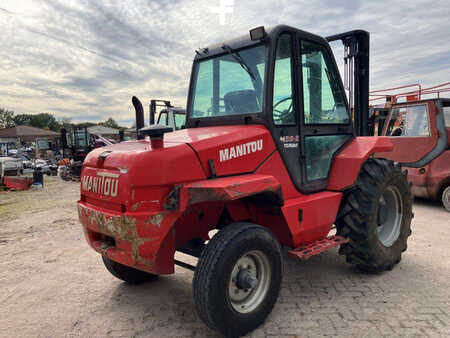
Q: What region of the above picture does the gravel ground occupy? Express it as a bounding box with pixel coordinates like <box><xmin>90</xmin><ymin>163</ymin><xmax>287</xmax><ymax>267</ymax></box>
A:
<box><xmin>0</xmin><ymin>177</ymin><xmax>449</xmax><ymax>337</ymax></box>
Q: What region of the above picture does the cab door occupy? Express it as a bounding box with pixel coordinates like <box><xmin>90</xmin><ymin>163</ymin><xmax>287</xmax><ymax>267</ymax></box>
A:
<box><xmin>297</xmin><ymin>38</ymin><xmax>353</xmax><ymax>192</ymax></box>
<box><xmin>377</xmin><ymin>101</ymin><xmax>443</xmax><ymax>167</ymax></box>
<box><xmin>270</xmin><ymin>33</ymin><xmax>304</xmax><ymax>189</ymax></box>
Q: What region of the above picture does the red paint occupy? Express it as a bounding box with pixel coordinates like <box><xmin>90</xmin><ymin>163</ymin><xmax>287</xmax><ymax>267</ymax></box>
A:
<box><xmin>150</xmin><ymin>137</ymin><xmax>164</xmax><ymax>149</ymax></box>
<box><xmin>255</xmin><ymin>151</ymin><xmax>302</xmax><ymax>200</ymax></box>
<box><xmin>281</xmin><ymin>191</ymin><xmax>343</xmax><ymax>246</ymax></box>
<box><xmin>328</xmin><ymin>137</ymin><xmax>393</xmax><ymax>191</ymax></box>
<box><xmin>2</xmin><ymin>176</ymin><xmax>33</xmax><ymax>190</ymax></box>
<box><xmin>164</xmin><ymin>125</ymin><xmax>276</xmax><ymax>177</ymax></box>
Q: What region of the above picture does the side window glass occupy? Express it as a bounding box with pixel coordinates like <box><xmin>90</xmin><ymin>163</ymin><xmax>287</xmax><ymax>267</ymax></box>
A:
<box><xmin>301</xmin><ymin>40</ymin><xmax>349</xmax><ymax>124</ymax></box>
<box><xmin>273</xmin><ymin>34</ymin><xmax>295</xmax><ymax>125</ymax></box>
<box><xmin>174</xmin><ymin>114</ymin><xmax>186</xmax><ymax>130</ymax></box>
<box><xmin>192</xmin><ymin>60</ymin><xmax>213</xmax><ymax>117</ymax></box>
<box><xmin>387</xmin><ymin>105</ymin><xmax>430</xmax><ymax>136</ymax></box>
<box><xmin>305</xmin><ymin>135</ymin><xmax>349</xmax><ymax>181</ymax></box>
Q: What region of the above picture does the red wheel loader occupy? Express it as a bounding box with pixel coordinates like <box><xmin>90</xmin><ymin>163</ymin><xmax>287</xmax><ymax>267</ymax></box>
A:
<box><xmin>78</xmin><ymin>25</ymin><xmax>413</xmax><ymax>337</ymax></box>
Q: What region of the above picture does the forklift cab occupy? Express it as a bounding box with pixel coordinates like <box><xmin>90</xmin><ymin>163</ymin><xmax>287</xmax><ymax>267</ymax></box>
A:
<box><xmin>377</xmin><ymin>98</ymin><xmax>450</xmax><ymax>167</ymax></box>
<box><xmin>187</xmin><ymin>25</ymin><xmax>365</xmax><ymax>193</ymax></box>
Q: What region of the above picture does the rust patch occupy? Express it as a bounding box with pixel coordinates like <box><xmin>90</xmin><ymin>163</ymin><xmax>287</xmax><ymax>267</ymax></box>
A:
<box><xmin>187</xmin><ymin>187</ymin><xmax>229</xmax><ymax>205</ymax></box>
<box><xmin>184</xmin><ymin>181</ymin><xmax>283</xmax><ymax>207</ymax></box>
<box><xmin>78</xmin><ymin>204</ymin><xmax>154</xmax><ymax>268</ymax></box>
<box><xmin>146</xmin><ymin>213</ymin><xmax>165</xmax><ymax>228</ymax></box>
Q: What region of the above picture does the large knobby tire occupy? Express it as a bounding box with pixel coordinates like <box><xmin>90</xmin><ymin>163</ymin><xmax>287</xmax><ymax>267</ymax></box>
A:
<box><xmin>336</xmin><ymin>158</ymin><xmax>413</xmax><ymax>273</ymax></box>
<box><xmin>102</xmin><ymin>255</ymin><xmax>158</xmax><ymax>284</ymax></box>
<box><xmin>193</xmin><ymin>223</ymin><xmax>283</xmax><ymax>337</ymax></box>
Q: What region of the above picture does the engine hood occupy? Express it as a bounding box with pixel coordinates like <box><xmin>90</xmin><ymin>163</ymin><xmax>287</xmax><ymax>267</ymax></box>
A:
<box><xmin>164</xmin><ymin>125</ymin><xmax>276</xmax><ymax>176</ymax></box>
<box><xmin>81</xmin><ymin>125</ymin><xmax>276</xmax><ymax>208</ymax></box>
<box><xmin>84</xmin><ymin>125</ymin><xmax>276</xmax><ymax>178</ymax></box>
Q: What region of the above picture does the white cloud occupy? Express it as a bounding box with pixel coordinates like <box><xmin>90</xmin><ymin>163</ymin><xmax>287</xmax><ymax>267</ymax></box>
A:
<box><xmin>0</xmin><ymin>0</ymin><xmax>449</xmax><ymax>126</ymax></box>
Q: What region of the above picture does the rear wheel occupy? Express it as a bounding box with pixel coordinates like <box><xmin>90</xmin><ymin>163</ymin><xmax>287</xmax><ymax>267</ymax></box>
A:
<box><xmin>336</xmin><ymin>158</ymin><xmax>413</xmax><ymax>272</ymax></box>
<box><xmin>193</xmin><ymin>222</ymin><xmax>283</xmax><ymax>337</ymax></box>
<box><xmin>442</xmin><ymin>186</ymin><xmax>450</xmax><ymax>212</ymax></box>
<box><xmin>102</xmin><ymin>255</ymin><xmax>158</xmax><ymax>284</ymax></box>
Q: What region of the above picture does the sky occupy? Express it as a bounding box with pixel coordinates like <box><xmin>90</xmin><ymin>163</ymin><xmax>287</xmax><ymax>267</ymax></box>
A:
<box><xmin>1</xmin><ymin>0</ymin><xmax>449</xmax><ymax>127</ymax></box>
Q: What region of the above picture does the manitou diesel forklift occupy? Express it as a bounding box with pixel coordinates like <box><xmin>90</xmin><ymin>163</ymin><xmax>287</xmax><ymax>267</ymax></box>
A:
<box><xmin>78</xmin><ymin>25</ymin><xmax>412</xmax><ymax>337</ymax></box>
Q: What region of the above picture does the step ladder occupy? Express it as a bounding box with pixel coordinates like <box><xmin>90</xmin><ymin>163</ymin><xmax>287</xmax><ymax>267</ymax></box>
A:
<box><xmin>288</xmin><ymin>235</ymin><xmax>349</xmax><ymax>260</ymax></box>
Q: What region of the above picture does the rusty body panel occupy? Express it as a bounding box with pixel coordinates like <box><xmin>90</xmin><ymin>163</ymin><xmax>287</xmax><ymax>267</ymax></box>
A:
<box><xmin>78</xmin><ymin>202</ymin><xmax>181</xmax><ymax>274</ymax></box>
<box><xmin>178</xmin><ymin>174</ymin><xmax>282</xmax><ymax>210</ymax></box>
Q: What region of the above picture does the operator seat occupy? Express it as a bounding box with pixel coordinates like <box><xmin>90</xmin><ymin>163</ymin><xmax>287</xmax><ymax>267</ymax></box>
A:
<box><xmin>224</xmin><ymin>90</ymin><xmax>259</xmax><ymax>114</ymax></box>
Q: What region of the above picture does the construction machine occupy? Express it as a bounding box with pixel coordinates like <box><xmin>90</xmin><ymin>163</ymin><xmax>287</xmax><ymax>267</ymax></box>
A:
<box><xmin>78</xmin><ymin>25</ymin><xmax>413</xmax><ymax>336</ymax></box>
<box><xmin>131</xmin><ymin>98</ymin><xmax>186</xmax><ymax>138</ymax></box>
<box><xmin>370</xmin><ymin>83</ymin><xmax>450</xmax><ymax>211</ymax></box>
<box><xmin>150</xmin><ymin>99</ymin><xmax>186</xmax><ymax>130</ymax></box>
<box><xmin>59</xmin><ymin>127</ymin><xmax>116</xmax><ymax>180</ymax></box>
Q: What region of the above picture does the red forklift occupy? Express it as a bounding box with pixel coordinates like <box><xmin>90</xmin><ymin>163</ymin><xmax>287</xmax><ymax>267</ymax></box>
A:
<box><xmin>370</xmin><ymin>83</ymin><xmax>450</xmax><ymax>211</ymax></box>
<box><xmin>78</xmin><ymin>25</ymin><xmax>413</xmax><ymax>336</ymax></box>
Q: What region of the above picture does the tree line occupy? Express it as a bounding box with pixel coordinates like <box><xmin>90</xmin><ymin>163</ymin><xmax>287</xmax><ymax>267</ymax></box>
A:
<box><xmin>0</xmin><ymin>108</ymin><xmax>123</xmax><ymax>131</ymax></box>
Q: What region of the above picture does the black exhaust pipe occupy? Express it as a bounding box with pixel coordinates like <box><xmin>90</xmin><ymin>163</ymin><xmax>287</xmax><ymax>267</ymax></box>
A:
<box><xmin>132</xmin><ymin>96</ymin><xmax>145</xmax><ymax>140</ymax></box>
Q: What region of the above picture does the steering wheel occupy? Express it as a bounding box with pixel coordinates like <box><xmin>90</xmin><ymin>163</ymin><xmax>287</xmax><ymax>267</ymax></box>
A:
<box><xmin>273</xmin><ymin>97</ymin><xmax>295</xmax><ymax>124</ymax></box>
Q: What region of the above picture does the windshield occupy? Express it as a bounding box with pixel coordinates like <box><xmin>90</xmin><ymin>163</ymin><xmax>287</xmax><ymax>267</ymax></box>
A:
<box><xmin>190</xmin><ymin>45</ymin><xmax>266</xmax><ymax>118</ymax></box>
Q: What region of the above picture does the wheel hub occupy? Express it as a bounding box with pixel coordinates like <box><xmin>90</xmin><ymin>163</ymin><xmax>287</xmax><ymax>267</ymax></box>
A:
<box><xmin>377</xmin><ymin>186</ymin><xmax>403</xmax><ymax>247</ymax></box>
<box><xmin>228</xmin><ymin>250</ymin><xmax>271</xmax><ymax>314</ymax></box>
<box><xmin>236</xmin><ymin>269</ymin><xmax>258</xmax><ymax>290</ymax></box>
<box><xmin>378</xmin><ymin>198</ymin><xmax>388</xmax><ymax>224</ymax></box>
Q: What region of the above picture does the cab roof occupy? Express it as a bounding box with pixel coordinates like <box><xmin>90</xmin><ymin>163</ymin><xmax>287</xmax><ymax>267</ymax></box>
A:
<box><xmin>193</xmin><ymin>24</ymin><xmax>329</xmax><ymax>61</ymax></box>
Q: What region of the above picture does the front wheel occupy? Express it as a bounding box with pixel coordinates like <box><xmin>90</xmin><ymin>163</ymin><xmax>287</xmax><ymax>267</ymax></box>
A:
<box><xmin>193</xmin><ymin>223</ymin><xmax>283</xmax><ymax>337</ymax></box>
<box><xmin>336</xmin><ymin>158</ymin><xmax>413</xmax><ymax>272</ymax></box>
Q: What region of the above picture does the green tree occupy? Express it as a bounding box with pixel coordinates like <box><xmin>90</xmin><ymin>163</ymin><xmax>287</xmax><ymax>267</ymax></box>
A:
<box><xmin>30</xmin><ymin>113</ymin><xmax>60</xmax><ymax>131</ymax></box>
<box><xmin>13</xmin><ymin>114</ymin><xmax>33</xmax><ymax>126</ymax></box>
<box><xmin>99</xmin><ymin>117</ymin><xmax>120</xmax><ymax>129</ymax></box>
<box><xmin>13</xmin><ymin>112</ymin><xmax>61</xmax><ymax>131</ymax></box>
<box><xmin>0</xmin><ymin>108</ymin><xmax>15</xmax><ymax>128</ymax></box>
